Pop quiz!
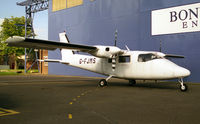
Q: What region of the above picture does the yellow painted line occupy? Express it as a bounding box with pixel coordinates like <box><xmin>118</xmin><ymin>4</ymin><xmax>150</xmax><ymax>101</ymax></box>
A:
<box><xmin>0</xmin><ymin>108</ymin><xmax>19</xmax><ymax>117</ymax></box>
<box><xmin>0</xmin><ymin>111</ymin><xmax>4</xmax><ymax>114</ymax></box>
<box><xmin>69</xmin><ymin>102</ymin><xmax>73</xmax><ymax>105</ymax></box>
<box><xmin>77</xmin><ymin>96</ymin><xmax>80</xmax><ymax>98</ymax></box>
<box><xmin>68</xmin><ymin>114</ymin><xmax>72</xmax><ymax>119</ymax></box>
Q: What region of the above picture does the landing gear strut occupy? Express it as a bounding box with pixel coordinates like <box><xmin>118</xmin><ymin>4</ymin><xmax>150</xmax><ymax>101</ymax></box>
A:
<box><xmin>178</xmin><ymin>78</ymin><xmax>188</xmax><ymax>92</ymax></box>
<box><xmin>99</xmin><ymin>75</ymin><xmax>112</xmax><ymax>87</ymax></box>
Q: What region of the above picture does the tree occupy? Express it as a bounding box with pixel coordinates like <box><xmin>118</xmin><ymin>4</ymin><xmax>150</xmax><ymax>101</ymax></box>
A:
<box><xmin>0</xmin><ymin>16</ymin><xmax>33</xmax><ymax>69</ymax></box>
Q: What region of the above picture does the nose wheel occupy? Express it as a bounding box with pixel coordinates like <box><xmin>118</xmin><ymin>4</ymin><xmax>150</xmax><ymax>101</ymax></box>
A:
<box><xmin>178</xmin><ymin>78</ymin><xmax>188</xmax><ymax>92</ymax></box>
<box><xmin>99</xmin><ymin>79</ymin><xmax>107</xmax><ymax>87</ymax></box>
<box><xmin>99</xmin><ymin>75</ymin><xmax>113</xmax><ymax>87</ymax></box>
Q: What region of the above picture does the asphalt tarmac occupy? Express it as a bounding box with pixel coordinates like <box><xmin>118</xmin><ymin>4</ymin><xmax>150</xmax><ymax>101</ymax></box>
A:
<box><xmin>0</xmin><ymin>75</ymin><xmax>200</xmax><ymax>124</ymax></box>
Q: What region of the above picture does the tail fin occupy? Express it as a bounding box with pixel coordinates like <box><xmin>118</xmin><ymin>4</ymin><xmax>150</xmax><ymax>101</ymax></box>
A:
<box><xmin>59</xmin><ymin>32</ymin><xmax>74</xmax><ymax>62</ymax></box>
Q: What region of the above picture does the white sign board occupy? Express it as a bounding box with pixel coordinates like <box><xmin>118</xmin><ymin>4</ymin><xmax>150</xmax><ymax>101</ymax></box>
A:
<box><xmin>152</xmin><ymin>3</ymin><xmax>200</xmax><ymax>35</ymax></box>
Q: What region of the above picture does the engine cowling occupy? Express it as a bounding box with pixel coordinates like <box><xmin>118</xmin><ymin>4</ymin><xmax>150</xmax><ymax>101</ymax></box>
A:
<box><xmin>90</xmin><ymin>46</ymin><xmax>123</xmax><ymax>58</ymax></box>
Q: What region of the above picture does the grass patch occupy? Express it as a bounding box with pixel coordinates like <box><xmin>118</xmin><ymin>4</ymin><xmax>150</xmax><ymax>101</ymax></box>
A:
<box><xmin>0</xmin><ymin>69</ymin><xmax>39</xmax><ymax>76</ymax></box>
<box><xmin>0</xmin><ymin>71</ymin><xmax>19</xmax><ymax>75</ymax></box>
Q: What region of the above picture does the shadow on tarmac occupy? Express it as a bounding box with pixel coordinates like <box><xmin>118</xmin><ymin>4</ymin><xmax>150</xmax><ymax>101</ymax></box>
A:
<box><xmin>0</xmin><ymin>94</ymin><xmax>19</xmax><ymax>109</ymax></box>
<box><xmin>110</xmin><ymin>82</ymin><xmax>178</xmax><ymax>90</ymax></box>
<box><xmin>57</xmin><ymin>79</ymin><xmax>178</xmax><ymax>91</ymax></box>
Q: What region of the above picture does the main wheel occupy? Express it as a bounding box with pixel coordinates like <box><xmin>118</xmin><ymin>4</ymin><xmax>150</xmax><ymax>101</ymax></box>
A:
<box><xmin>180</xmin><ymin>84</ymin><xmax>188</xmax><ymax>92</ymax></box>
<box><xmin>129</xmin><ymin>80</ymin><xmax>136</xmax><ymax>86</ymax></box>
<box><xmin>99</xmin><ymin>79</ymin><xmax>107</xmax><ymax>87</ymax></box>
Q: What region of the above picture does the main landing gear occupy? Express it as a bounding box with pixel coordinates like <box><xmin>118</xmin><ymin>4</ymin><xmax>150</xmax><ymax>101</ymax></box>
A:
<box><xmin>128</xmin><ymin>79</ymin><xmax>136</xmax><ymax>86</ymax></box>
<box><xmin>99</xmin><ymin>75</ymin><xmax>112</xmax><ymax>87</ymax></box>
<box><xmin>178</xmin><ymin>78</ymin><xmax>188</xmax><ymax>92</ymax></box>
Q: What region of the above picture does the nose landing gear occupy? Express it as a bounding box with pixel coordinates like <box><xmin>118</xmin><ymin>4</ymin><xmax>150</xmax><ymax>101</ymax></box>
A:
<box><xmin>178</xmin><ymin>78</ymin><xmax>188</xmax><ymax>92</ymax></box>
<box><xmin>99</xmin><ymin>75</ymin><xmax>113</xmax><ymax>87</ymax></box>
<box><xmin>99</xmin><ymin>79</ymin><xmax>107</xmax><ymax>87</ymax></box>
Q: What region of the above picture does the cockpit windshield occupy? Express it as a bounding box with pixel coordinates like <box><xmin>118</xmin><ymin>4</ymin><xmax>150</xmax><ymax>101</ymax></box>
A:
<box><xmin>138</xmin><ymin>53</ymin><xmax>162</xmax><ymax>62</ymax></box>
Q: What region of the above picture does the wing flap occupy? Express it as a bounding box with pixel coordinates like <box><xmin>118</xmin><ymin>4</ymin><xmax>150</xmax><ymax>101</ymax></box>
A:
<box><xmin>6</xmin><ymin>36</ymin><xmax>97</xmax><ymax>52</ymax></box>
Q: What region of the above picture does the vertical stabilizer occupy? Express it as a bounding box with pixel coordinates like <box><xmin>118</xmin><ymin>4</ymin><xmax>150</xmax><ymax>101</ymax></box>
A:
<box><xmin>59</xmin><ymin>32</ymin><xmax>73</xmax><ymax>62</ymax></box>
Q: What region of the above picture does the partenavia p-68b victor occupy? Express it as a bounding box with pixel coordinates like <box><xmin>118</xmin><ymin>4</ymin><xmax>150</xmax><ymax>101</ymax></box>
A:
<box><xmin>6</xmin><ymin>32</ymin><xmax>191</xmax><ymax>92</ymax></box>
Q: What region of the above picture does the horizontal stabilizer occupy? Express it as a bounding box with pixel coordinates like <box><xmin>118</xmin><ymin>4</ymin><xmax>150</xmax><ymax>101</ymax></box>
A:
<box><xmin>37</xmin><ymin>59</ymin><xmax>61</xmax><ymax>63</ymax></box>
<box><xmin>38</xmin><ymin>59</ymin><xmax>70</xmax><ymax>64</ymax></box>
<box><xmin>6</xmin><ymin>36</ymin><xmax>97</xmax><ymax>52</ymax></box>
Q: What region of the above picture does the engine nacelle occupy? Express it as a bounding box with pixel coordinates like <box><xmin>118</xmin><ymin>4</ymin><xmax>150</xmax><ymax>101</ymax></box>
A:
<box><xmin>90</xmin><ymin>46</ymin><xmax>122</xmax><ymax>58</ymax></box>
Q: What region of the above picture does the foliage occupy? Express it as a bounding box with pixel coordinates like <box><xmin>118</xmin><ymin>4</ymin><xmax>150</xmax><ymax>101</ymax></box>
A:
<box><xmin>0</xmin><ymin>16</ymin><xmax>33</xmax><ymax>65</ymax></box>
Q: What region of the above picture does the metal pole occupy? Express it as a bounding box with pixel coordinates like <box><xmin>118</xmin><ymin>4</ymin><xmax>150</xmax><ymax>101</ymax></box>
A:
<box><xmin>31</xmin><ymin>15</ymin><xmax>40</xmax><ymax>73</ymax></box>
<box><xmin>17</xmin><ymin>0</ymin><xmax>49</xmax><ymax>74</ymax></box>
<box><xmin>24</xmin><ymin>6</ymin><xmax>27</xmax><ymax>74</ymax></box>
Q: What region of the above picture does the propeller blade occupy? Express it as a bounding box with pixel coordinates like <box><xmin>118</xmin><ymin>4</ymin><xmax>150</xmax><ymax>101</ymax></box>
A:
<box><xmin>165</xmin><ymin>54</ymin><xmax>185</xmax><ymax>58</ymax></box>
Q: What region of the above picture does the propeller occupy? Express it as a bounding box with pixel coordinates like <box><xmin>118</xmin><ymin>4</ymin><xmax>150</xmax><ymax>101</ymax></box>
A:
<box><xmin>158</xmin><ymin>40</ymin><xmax>184</xmax><ymax>59</ymax></box>
<box><xmin>114</xmin><ymin>29</ymin><xmax>118</xmax><ymax>46</ymax></box>
<box><xmin>164</xmin><ymin>54</ymin><xmax>184</xmax><ymax>58</ymax></box>
<box><xmin>112</xmin><ymin>29</ymin><xmax>118</xmax><ymax>71</ymax></box>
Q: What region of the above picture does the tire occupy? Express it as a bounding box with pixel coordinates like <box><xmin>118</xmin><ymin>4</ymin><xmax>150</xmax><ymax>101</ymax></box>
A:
<box><xmin>180</xmin><ymin>84</ymin><xmax>188</xmax><ymax>92</ymax></box>
<box><xmin>99</xmin><ymin>79</ymin><xmax>107</xmax><ymax>87</ymax></box>
<box><xmin>129</xmin><ymin>80</ymin><xmax>136</xmax><ymax>86</ymax></box>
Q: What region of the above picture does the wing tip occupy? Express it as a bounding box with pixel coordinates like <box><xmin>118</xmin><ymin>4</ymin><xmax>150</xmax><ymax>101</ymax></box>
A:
<box><xmin>6</xmin><ymin>36</ymin><xmax>25</xmax><ymax>44</ymax></box>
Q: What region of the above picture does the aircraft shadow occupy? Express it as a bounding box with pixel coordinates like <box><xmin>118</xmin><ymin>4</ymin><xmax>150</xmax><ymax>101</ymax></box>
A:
<box><xmin>108</xmin><ymin>82</ymin><xmax>178</xmax><ymax>90</ymax></box>
<box><xmin>56</xmin><ymin>79</ymin><xmax>178</xmax><ymax>90</ymax></box>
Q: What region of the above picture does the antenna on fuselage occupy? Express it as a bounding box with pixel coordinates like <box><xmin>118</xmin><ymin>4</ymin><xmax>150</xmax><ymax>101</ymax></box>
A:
<box><xmin>114</xmin><ymin>29</ymin><xmax>118</xmax><ymax>46</ymax></box>
<box><xmin>159</xmin><ymin>40</ymin><xmax>162</xmax><ymax>52</ymax></box>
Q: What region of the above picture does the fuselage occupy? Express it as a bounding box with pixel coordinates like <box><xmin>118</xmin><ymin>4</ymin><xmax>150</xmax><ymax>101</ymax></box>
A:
<box><xmin>61</xmin><ymin>51</ymin><xmax>190</xmax><ymax>80</ymax></box>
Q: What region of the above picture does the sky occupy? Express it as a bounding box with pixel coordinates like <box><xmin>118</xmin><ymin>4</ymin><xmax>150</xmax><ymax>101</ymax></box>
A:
<box><xmin>0</xmin><ymin>0</ymin><xmax>48</xmax><ymax>39</ymax></box>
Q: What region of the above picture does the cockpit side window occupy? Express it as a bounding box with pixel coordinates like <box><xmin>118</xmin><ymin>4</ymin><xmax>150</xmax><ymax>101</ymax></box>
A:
<box><xmin>138</xmin><ymin>53</ymin><xmax>160</xmax><ymax>62</ymax></box>
<box><xmin>119</xmin><ymin>55</ymin><xmax>131</xmax><ymax>63</ymax></box>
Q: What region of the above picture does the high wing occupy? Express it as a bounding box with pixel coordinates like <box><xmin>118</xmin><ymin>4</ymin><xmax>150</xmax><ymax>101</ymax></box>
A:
<box><xmin>6</xmin><ymin>36</ymin><xmax>97</xmax><ymax>52</ymax></box>
<box><xmin>6</xmin><ymin>36</ymin><xmax>124</xmax><ymax>58</ymax></box>
<box><xmin>6</xmin><ymin>36</ymin><xmax>185</xmax><ymax>59</ymax></box>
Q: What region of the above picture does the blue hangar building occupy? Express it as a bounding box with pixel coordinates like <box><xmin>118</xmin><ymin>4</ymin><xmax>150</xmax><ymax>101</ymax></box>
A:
<box><xmin>48</xmin><ymin>0</ymin><xmax>200</xmax><ymax>82</ymax></box>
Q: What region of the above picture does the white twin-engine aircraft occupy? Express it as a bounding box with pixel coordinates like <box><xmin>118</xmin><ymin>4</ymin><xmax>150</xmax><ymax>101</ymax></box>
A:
<box><xmin>6</xmin><ymin>32</ymin><xmax>191</xmax><ymax>92</ymax></box>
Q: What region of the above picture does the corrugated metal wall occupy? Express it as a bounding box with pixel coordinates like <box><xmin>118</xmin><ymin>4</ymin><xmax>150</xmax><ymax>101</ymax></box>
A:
<box><xmin>48</xmin><ymin>0</ymin><xmax>200</xmax><ymax>82</ymax></box>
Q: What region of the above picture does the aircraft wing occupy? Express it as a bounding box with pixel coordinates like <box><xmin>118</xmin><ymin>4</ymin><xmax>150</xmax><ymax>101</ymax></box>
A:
<box><xmin>6</xmin><ymin>36</ymin><xmax>124</xmax><ymax>58</ymax></box>
<box><xmin>6</xmin><ymin>36</ymin><xmax>97</xmax><ymax>52</ymax></box>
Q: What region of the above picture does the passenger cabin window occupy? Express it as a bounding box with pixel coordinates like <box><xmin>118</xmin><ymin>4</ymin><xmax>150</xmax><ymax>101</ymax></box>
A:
<box><xmin>138</xmin><ymin>53</ymin><xmax>160</xmax><ymax>62</ymax></box>
<box><xmin>118</xmin><ymin>56</ymin><xmax>130</xmax><ymax>63</ymax></box>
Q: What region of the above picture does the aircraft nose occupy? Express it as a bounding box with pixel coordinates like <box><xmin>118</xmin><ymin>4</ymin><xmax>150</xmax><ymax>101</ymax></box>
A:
<box><xmin>174</xmin><ymin>67</ymin><xmax>191</xmax><ymax>77</ymax></box>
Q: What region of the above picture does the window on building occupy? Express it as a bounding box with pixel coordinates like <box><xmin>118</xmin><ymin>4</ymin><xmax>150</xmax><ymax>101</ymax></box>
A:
<box><xmin>52</xmin><ymin>0</ymin><xmax>66</xmax><ymax>12</ymax></box>
<box><xmin>67</xmin><ymin>0</ymin><xmax>83</xmax><ymax>8</ymax></box>
<box><xmin>118</xmin><ymin>56</ymin><xmax>130</xmax><ymax>63</ymax></box>
<box><xmin>52</xmin><ymin>0</ymin><xmax>83</xmax><ymax>12</ymax></box>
